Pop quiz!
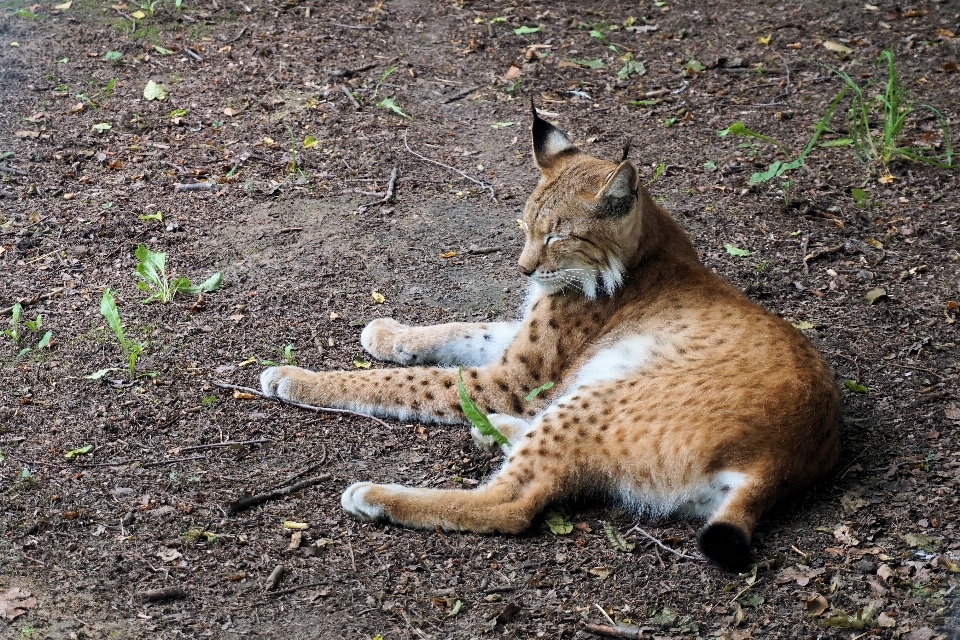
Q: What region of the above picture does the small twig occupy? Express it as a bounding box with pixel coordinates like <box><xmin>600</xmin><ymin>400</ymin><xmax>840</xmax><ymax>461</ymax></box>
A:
<box><xmin>483</xmin><ymin>585</ymin><xmax>518</xmax><ymax>594</ymax></box>
<box><xmin>799</xmin><ymin>234</ymin><xmax>810</xmax><ymax>274</ymax></box>
<box><xmin>211</xmin><ymin>380</ymin><xmax>393</xmax><ymax>430</ymax></box>
<box><xmin>179</xmin><ymin>439</ymin><xmax>273</xmax><ymax>453</ymax></box>
<box><xmin>22</xmin><ymin>554</ymin><xmax>47</xmax><ymax>567</ymax></box>
<box><xmin>332</xmin><ymin>22</ymin><xmax>375</xmax><ymax>30</ymax></box>
<box><xmin>467</xmin><ymin>246</ymin><xmax>501</xmax><ymax>255</ymax></box>
<box><xmin>403</xmin><ymin>130</ymin><xmax>496</xmax><ymax>202</ymax></box>
<box><xmin>584</xmin><ymin>622</ymin><xmax>647</xmax><ymax>639</ymax></box>
<box><xmin>276</xmin><ymin>227</ymin><xmax>304</xmax><ymax>234</ymax></box>
<box><xmin>823</xmin><ymin>349</ymin><xmax>861</xmax><ymax>380</ymax></box>
<box><xmin>225</xmin><ymin>474</ymin><xmax>331</xmax><ymax>514</ymax></box>
<box><xmin>142</xmin><ymin>455</ymin><xmax>206</xmax><ymax>468</ymax></box>
<box><xmin>347</xmin><ymin>539</ymin><xmax>356</xmax><ymax>571</ymax></box>
<box><xmin>0</xmin><ymin>165</ymin><xmax>28</xmax><ymax>176</ymax></box>
<box><xmin>339</xmin><ymin>84</ymin><xmax>361</xmax><ymax>110</ymax></box>
<box><xmin>628</xmin><ymin>525</ymin><xmax>703</xmax><ymax>561</ymax></box>
<box><xmin>263</xmin><ymin>565</ymin><xmax>285</xmax><ymax>591</ymax></box>
<box><xmin>443</xmin><ymin>85</ymin><xmax>480</xmax><ymax>104</ymax></box>
<box><xmin>380</xmin><ymin>167</ymin><xmax>398</xmax><ymax>204</ymax></box>
<box><xmin>184</xmin><ymin>48</ymin><xmax>203</xmax><ymax>63</ymax></box>
<box><xmin>804</xmin><ymin>244</ymin><xmax>845</xmax><ymax>265</ymax></box>
<box><xmin>114</xmin><ymin>7</ymin><xmax>136</xmax><ymax>32</ymax></box>
<box><xmin>329</xmin><ymin>63</ymin><xmax>377</xmax><ymax>79</ymax></box>
<box><xmin>277</xmin><ymin>446</ymin><xmax>327</xmax><ymax>486</ymax></box>
<box><xmin>889</xmin><ymin>362</ymin><xmax>937</xmax><ymax>376</ymax></box>
<box><xmin>593</xmin><ymin>604</ymin><xmax>616</xmax><ymax>626</ymax></box>
<box><xmin>175</xmin><ymin>181</ymin><xmax>218</xmax><ymax>192</ymax></box>
<box><xmin>229</xmin><ymin>26</ymin><xmax>248</xmax><ymax>43</ymax></box>
<box><xmin>141</xmin><ymin>587</ymin><xmax>187</xmax><ymax>603</ymax></box>
<box><xmin>266</xmin><ymin>580</ymin><xmax>327</xmax><ymax>597</ymax></box>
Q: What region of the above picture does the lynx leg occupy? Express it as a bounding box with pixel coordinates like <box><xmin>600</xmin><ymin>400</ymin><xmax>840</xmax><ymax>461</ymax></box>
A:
<box><xmin>696</xmin><ymin>474</ymin><xmax>773</xmax><ymax>572</ymax></box>
<box><xmin>471</xmin><ymin>414</ymin><xmax>532</xmax><ymax>452</ymax></box>
<box><xmin>342</xmin><ymin>434</ymin><xmax>567</xmax><ymax>533</ymax></box>
<box><xmin>360</xmin><ymin>318</ymin><xmax>520</xmax><ymax>367</ymax></box>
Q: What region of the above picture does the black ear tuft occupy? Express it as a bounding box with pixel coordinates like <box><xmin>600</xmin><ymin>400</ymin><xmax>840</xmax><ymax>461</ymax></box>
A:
<box><xmin>531</xmin><ymin>101</ymin><xmax>578</xmax><ymax>171</ymax></box>
<box><xmin>621</xmin><ymin>140</ymin><xmax>631</xmax><ymax>163</ymax></box>
<box><xmin>697</xmin><ymin>522</ymin><xmax>752</xmax><ymax>573</ymax></box>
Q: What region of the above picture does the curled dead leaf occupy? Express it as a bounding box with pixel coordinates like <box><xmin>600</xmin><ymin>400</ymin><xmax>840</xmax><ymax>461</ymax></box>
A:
<box><xmin>232</xmin><ymin>389</ymin><xmax>255</xmax><ymax>399</ymax></box>
<box><xmin>864</xmin><ymin>288</ymin><xmax>887</xmax><ymax>304</ymax></box>
<box><xmin>823</xmin><ymin>41</ymin><xmax>853</xmax><ymax>54</ymax></box>
<box><xmin>805</xmin><ymin>593</ymin><xmax>828</xmax><ymax>616</ymax></box>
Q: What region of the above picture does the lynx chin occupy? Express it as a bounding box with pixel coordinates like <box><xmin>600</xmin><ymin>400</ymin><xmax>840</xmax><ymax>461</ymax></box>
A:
<box><xmin>260</xmin><ymin>105</ymin><xmax>840</xmax><ymax>572</ymax></box>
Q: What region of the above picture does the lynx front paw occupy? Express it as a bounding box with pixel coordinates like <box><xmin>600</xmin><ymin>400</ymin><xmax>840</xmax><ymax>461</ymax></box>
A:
<box><xmin>259</xmin><ymin>365</ymin><xmax>317</xmax><ymax>403</ymax></box>
<box><xmin>360</xmin><ymin>318</ymin><xmax>419</xmax><ymax>365</ymax></box>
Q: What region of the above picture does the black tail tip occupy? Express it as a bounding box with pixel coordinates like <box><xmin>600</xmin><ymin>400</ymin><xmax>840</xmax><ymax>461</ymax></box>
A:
<box><xmin>697</xmin><ymin>522</ymin><xmax>751</xmax><ymax>573</ymax></box>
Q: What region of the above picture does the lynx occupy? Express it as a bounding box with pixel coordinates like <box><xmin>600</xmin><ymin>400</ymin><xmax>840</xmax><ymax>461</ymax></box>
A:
<box><xmin>260</xmin><ymin>107</ymin><xmax>840</xmax><ymax>571</ymax></box>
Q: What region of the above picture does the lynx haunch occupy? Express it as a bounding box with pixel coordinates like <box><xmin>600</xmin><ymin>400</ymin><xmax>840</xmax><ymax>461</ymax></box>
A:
<box><xmin>260</xmin><ymin>107</ymin><xmax>840</xmax><ymax>571</ymax></box>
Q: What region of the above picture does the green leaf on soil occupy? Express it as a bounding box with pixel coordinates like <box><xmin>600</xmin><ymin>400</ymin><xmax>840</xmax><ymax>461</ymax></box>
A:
<box><xmin>36</xmin><ymin>331</ymin><xmax>52</xmax><ymax>349</ymax></box>
<box><xmin>139</xmin><ymin>211</ymin><xmax>163</xmax><ymax>222</ymax></box>
<box><xmin>629</xmin><ymin>99</ymin><xmax>657</xmax><ymax>107</ymax></box>
<box><xmin>820</xmin><ymin>138</ymin><xmax>854</xmax><ymax>147</ymax></box>
<box><xmin>792</xmin><ymin>320</ymin><xmax>815</xmax><ymax>330</ymax></box>
<box><xmin>743</xmin><ymin>594</ymin><xmax>765</xmax><ymax>607</ymax></box>
<box><xmin>64</xmin><ymin>444</ymin><xmax>93</xmax><ymax>459</ymax></box>
<box><xmin>105</xmin><ymin>51</ymin><xmax>122</xmax><ymax>61</ymax></box>
<box><xmin>143</xmin><ymin>80</ymin><xmax>167</xmax><ymax>101</ymax></box>
<box><xmin>168</xmin><ymin>108</ymin><xmax>188</xmax><ymax>119</ymax></box>
<box><xmin>570</xmin><ymin>58</ymin><xmax>606</xmax><ymax>69</ymax></box>
<box><xmin>353</xmin><ymin>359</ymin><xmax>371</xmax><ymax>369</ymax></box>
<box><xmin>457</xmin><ymin>368</ymin><xmax>509</xmax><ymax>447</ymax></box>
<box><xmin>447</xmin><ymin>600</ymin><xmax>462</xmax><ymax>617</ymax></box>
<box><xmin>645</xmin><ymin>162</ymin><xmax>666</xmax><ymax>186</ymax></box>
<box><xmin>513</xmin><ymin>25</ymin><xmax>541</xmax><ymax>35</ymax></box>
<box><xmin>900</xmin><ymin>532</ymin><xmax>941</xmax><ymax>552</ymax></box>
<box><xmin>91</xmin><ymin>123</ymin><xmax>111</xmax><ymax>132</ymax></box>
<box><xmin>851</xmin><ymin>188</ymin><xmax>868</xmax><ymax>209</ymax></box>
<box><xmin>544</xmin><ymin>511</ymin><xmax>573</xmax><ymax>535</ymax></box>
<box><xmin>663</xmin><ymin>117</ymin><xmax>677</xmax><ymax>128</ymax></box>
<box><xmin>182</xmin><ymin>272</ymin><xmax>223</xmax><ymax>295</ymax></box>
<box><xmin>85</xmin><ymin>367</ymin><xmax>120</xmax><ymax>380</ymax></box>
<box><xmin>844</xmin><ymin>379</ymin><xmax>868</xmax><ymax>393</ymax></box>
<box><xmin>684</xmin><ymin>59</ymin><xmax>706</xmax><ymax>73</ymax></box>
<box><xmin>153</xmin><ymin>45</ymin><xmax>174</xmax><ymax>55</ymax></box>
<box><xmin>303</xmin><ymin>135</ymin><xmax>319</xmax><ymax>149</ymax></box>
<box><xmin>724</xmin><ymin>243</ymin><xmax>751</xmax><ymax>257</ymax></box>
<box><xmin>651</xmin><ymin>607</ymin><xmax>678</xmax><ymax>626</ymax></box>
<box><xmin>377</xmin><ymin>97</ymin><xmax>411</xmax><ymax>119</ymax></box>
<box><xmin>601</xmin><ymin>520</ymin><xmax>635</xmax><ymax>552</ymax></box>
<box><xmin>821</xmin><ymin>604</ymin><xmax>877</xmax><ymax>629</ymax></box>
<box><xmin>617</xmin><ymin>56</ymin><xmax>647</xmax><ymax>80</ymax></box>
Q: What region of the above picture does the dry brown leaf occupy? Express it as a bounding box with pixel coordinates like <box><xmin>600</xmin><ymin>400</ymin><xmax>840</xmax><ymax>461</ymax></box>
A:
<box><xmin>805</xmin><ymin>594</ymin><xmax>828</xmax><ymax>616</ymax></box>
<box><xmin>865</xmin><ymin>288</ymin><xmax>887</xmax><ymax>305</ymax></box>
<box><xmin>0</xmin><ymin>588</ymin><xmax>37</xmax><ymax>622</ymax></box>
<box><xmin>440</xmin><ymin>251</ymin><xmax>457</xmax><ymax>259</ymax></box>
<box><xmin>503</xmin><ymin>65</ymin><xmax>521</xmax><ymax>80</ymax></box>
<box><xmin>833</xmin><ymin>523</ymin><xmax>860</xmax><ymax>546</ymax></box>
<box><xmin>14</xmin><ymin>130</ymin><xmax>40</xmax><ymax>139</ymax></box>
<box><xmin>877</xmin><ymin>612</ymin><xmax>896</xmax><ymax>628</ymax></box>
<box><xmin>943</xmin><ymin>61</ymin><xmax>959</xmax><ymax>73</ymax></box>
<box><xmin>223</xmin><ymin>107</ymin><xmax>237</xmax><ymax>116</ymax></box>
<box><xmin>878</xmin><ymin>173</ymin><xmax>895</xmax><ymax>184</ymax></box>
<box><xmin>588</xmin><ymin>566</ymin><xmax>612</xmax><ymax>579</ymax></box>
<box><xmin>823</xmin><ymin>41</ymin><xmax>853</xmax><ymax>54</ymax></box>
<box><xmin>232</xmin><ymin>389</ymin><xmax>255</xmax><ymax>400</ymax></box>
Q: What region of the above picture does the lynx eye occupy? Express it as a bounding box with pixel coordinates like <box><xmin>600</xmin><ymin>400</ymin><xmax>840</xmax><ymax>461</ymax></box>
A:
<box><xmin>544</xmin><ymin>233</ymin><xmax>568</xmax><ymax>246</ymax></box>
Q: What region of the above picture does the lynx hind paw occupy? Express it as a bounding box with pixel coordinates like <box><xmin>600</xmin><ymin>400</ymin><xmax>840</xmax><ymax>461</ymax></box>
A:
<box><xmin>471</xmin><ymin>413</ymin><xmax>531</xmax><ymax>451</ymax></box>
<box><xmin>360</xmin><ymin>318</ymin><xmax>415</xmax><ymax>364</ymax></box>
<box><xmin>341</xmin><ymin>482</ymin><xmax>384</xmax><ymax>521</ymax></box>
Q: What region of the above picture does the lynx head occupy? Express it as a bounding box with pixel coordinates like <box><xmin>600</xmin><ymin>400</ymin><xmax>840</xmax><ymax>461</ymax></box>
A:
<box><xmin>518</xmin><ymin>107</ymin><xmax>645</xmax><ymax>299</ymax></box>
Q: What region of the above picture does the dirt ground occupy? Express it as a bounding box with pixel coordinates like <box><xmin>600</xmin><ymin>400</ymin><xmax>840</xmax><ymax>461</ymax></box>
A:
<box><xmin>1</xmin><ymin>0</ymin><xmax>959</xmax><ymax>638</ymax></box>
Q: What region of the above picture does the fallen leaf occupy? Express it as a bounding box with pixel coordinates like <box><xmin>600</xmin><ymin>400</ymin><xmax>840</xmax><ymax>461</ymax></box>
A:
<box><xmin>353</xmin><ymin>359</ymin><xmax>371</xmax><ymax>369</ymax></box>
<box><xmin>513</xmin><ymin>25</ymin><xmax>541</xmax><ymax>35</ymax></box>
<box><xmin>232</xmin><ymin>389</ymin><xmax>255</xmax><ymax>400</ymax></box>
<box><xmin>157</xmin><ymin>548</ymin><xmax>182</xmax><ymax>562</ymax></box>
<box><xmin>14</xmin><ymin>130</ymin><xmax>40</xmax><ymax>139</ymax></box>
<box><xmin>823</xmin><ymin>41</ymin><xmax>853</xmax><ymax>54</ymax></box>
<box><xmin>900</xmin><ymin>532</ymin><xmax>941</xmax><ymax>552</ymax></box>
<box><xmin>55</xmin><ymin>0</ymin><xmax>72</xmax><ymax>8</ymax></box>
<box><xmin>440</xmin><ymin>251</ymin><xmax>457</xmax><ymax>258</ymax></box>
<box><xmin>371</xmin><ymin>290</ymin><xmax>385</xmax><ymax>304</ymax></box>
<box><xmin>724</xmin><ymin>243</ymin><xmax>751</xmax><ymax>257</ymax></box>
<box><xmin>758</xmin><ymin>34</ymin><xmax>772</xmax><ymax>45</ymax></box>
<box><xmin>865</xmin><ymin>237</ymin><xmax>883</xmax><ymax>249</ymax></box>
<box><xmin>495</xmin><ymin>603</ymin><xmax>522</xmax><ymax>624</ymax></box>
<box><xmin>544</xmin><ymin>511</ymin><xmax>573</xmax><ymax>535</ymax></box>
<box><xmin>143</xmin><ymin>80</ymin><xmax>167</xmax><ymax>101</ymax></box>
<box><xmin>776</xmin><ymin>564</ymin><xmax>826</xmax><ymax>586</ymax></box>
<box><xmin>864</xmin><ymin>288</ymin><xmax>887</xmax><ymax>304</ymax></box>
<box><xmin>503</xmin><ymin>65</ymin><xmax>521</xmax><ymax>80</ymax></box>
<box><xmin>600</xmin><ymin>520</ymin><xmax>635</xmax><ymax>552</ymax></box>
<box><xmin>877</xmin><ymin>174</ymin><xmax>895</xmax><ymax>184</ymax></box>
<box><xmin>877</xmin><ymin>612</ymin><xmax>896</xmax><ymax>628</ymax></box>
<box><xmin>805</xmin><ymin>594</ymin><xmax>829</xmax><ymax>616</ymax></box>
<box><xmin>834</xmin><ymin>523</ymin><xmax>860</xmax><ymax>546</ymax></box>
<box><xmin>0</xmin><ymin>588</ymin><xmax>37</xmax><ymax>622</ymax></box>
<box><xmin>223</xmin><ymin>107</ymin><xmax>237</xmax><ymax>116</ymax></box>
<box><xmin>942</xmin><ymin>61</ymin><xmax>959</xmax><ymax>73</ymax></box>
<box><xmin>588</xmin><ymin>566</ymin><xmax>613</xmax><ymax>579</ymax></box>
<box><xmin>792</xmin><ymin>320</ymin><xmax>814</xmax><ymax>330</ymax></box>
<box><xmin>131</xmin><ymin>9</ymin><xmax>145</xmax><ymax>19</ymax></box>
<box><xmin>840</xmin><ymin>490</ymin><xmax>869</xmax><ymax>514</ymax></box>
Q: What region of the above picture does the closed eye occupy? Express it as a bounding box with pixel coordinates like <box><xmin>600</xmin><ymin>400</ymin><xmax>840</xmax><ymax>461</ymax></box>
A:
<box><xmin>544</xmin><ymin>233</ymin><xmax>569</xmax><ymax>246</ymax></box>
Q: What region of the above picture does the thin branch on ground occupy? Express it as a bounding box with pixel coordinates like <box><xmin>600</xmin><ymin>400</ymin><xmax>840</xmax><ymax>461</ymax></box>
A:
<box><xmin>627</xmin><ymin>524</ymin><xmax>703</xmax><ymax>561</ymax></box>
<box><xmin>824</xmin><ymin>349</ymin><xmax>861</xmax><ymax>380</ymax></box>
<box><xmin>225</xmin><ymin>474</ymin><xmax>331</xmax><ymax>514</ymax></box>
<box><xmin>4</xmin><ymin>453</ymin><xmax>204</xmax><ymax>470</ymax></box>
<box><xmin>443</xmin><ymin>85</ymin><xmax>480</xmax><ymax>104</ymax></box>
<box><xmin>799</xmin><ymin>234</ymin><xmax>810</xmax><ymax>273</ymax></box>
<box><xmin>584</xmin><ymin>622</ymin><xmax>647</xmax><ymax>639</ymax></box>
<box><xmin>332</xmin><ymin>22</ymin><xmax>375</xmax><ymax>29</ymax></box>
<box><xmin>266</xmin><ymin>580</ymin><xmax>328</xmax><ymax>597</ymax></box>
<box><xmin>114</xmin><ymin>7</ymin><xmax>136</xmax><ymax>32</ymax></box>
<box><xmin>276</xmin><ymin>445</ymin><xmax>327</xmax><ymax>487</ymax></box>
<box><xmin>179</xmin><ymin>439</ymin><xmax>274</xmax><ymax>453</ymax></box>
<box><xmin>211</xmin><ymin>380</ymin><xmax>393</xmax><ymax>430</ymax></box>
<box><xmin>380</xmin><ymin>166</ymin><xmax>398</xmax><ymax>204</ymax></box>
<box><xmin>403</xmin><ymin>130</ymin><xmax>496</xmax><ymax>201</ymax></box>
<box><xmin>339</xmin><ymin>84</ymin><xmax>361</xmax><ymax>110</ymax></box>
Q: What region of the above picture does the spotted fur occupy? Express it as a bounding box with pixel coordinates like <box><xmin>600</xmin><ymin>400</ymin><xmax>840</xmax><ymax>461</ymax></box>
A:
<box><xmin>260</xmin><ymin>109</ymin><xmax>841</xmax><ymax>571</ymax></box>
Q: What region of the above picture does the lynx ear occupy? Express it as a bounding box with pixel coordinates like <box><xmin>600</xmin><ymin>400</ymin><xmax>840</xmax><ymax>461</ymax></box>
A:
<box><xmin>596</xmin><ymin>160</ymin><xmax>639</xmax><ymax>218</ymax></box>
<box><xmin>531</xmin><ymin>101</ymin><xmax>578</xmax><ymax>171</ymax></box>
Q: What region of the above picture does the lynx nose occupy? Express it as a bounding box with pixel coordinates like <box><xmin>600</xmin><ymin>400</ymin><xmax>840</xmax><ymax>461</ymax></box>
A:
<box><xmin>518</xmin><ymin>264</ymin><xmax>534</xmax><ymax>277</ymax></box>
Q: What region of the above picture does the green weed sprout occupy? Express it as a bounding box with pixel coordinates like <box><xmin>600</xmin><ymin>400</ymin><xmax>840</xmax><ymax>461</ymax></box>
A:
<box><xmin>457</xmin><ymin>368</ymin><xmax>509</xmax><ymax>447</ymax></box>
<box><xmin>719</xmin><ymin>86</ymin><xmax>848</xmax><ymax>186</ymax></box>
<box><xmin>134</xmin><ymin>245</ymin><xmax>222</xmax><ymax>304</ymax></box>
<box><xmin>97</xmin><ymin>288</ymin><xmax>144</xmax><ymax>378</ymax></box>
<box><xmin>829</xmin><ymin>49</ymin><xmax>955</xmax><ymax>169</ymax></box>
<box><xmin>4</xmin><ymin>303</ymin><xmax>52</xmax><ymax>357</ymax></box>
